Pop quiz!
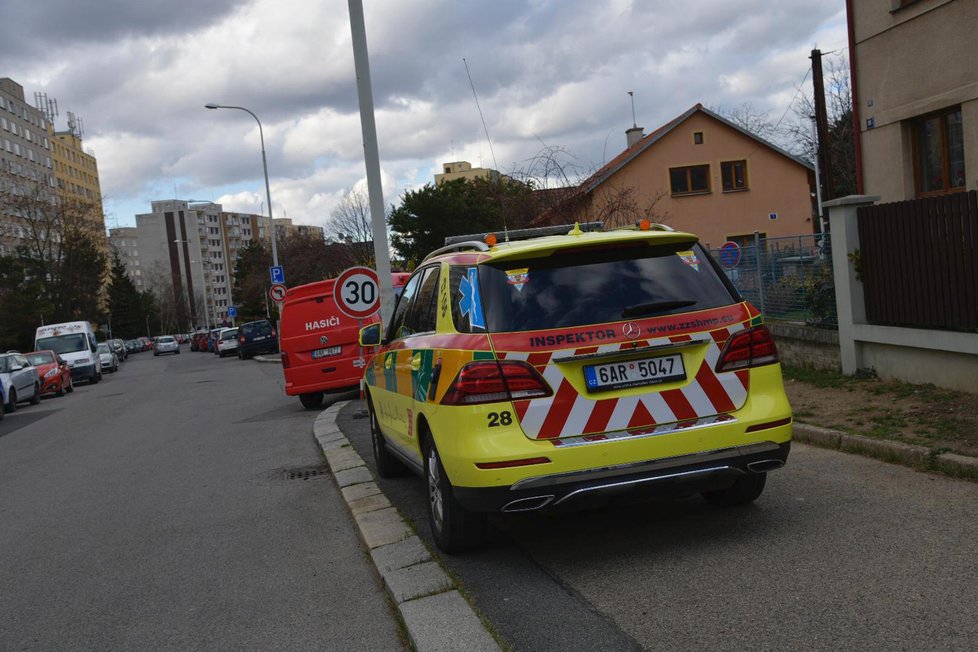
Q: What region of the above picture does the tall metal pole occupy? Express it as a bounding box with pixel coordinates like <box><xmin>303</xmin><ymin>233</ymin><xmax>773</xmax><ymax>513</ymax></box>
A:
<box><xmin>348</xmin><ymin>0</ymin><xmax>394</xmax><ymax>322</ymax></box>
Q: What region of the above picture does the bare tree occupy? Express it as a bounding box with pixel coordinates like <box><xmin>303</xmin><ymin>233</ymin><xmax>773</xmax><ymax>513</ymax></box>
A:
<box><xmin>0</xmin><ymin>170</ymin><xmax>106</xmax><ymax>323</ymax></box>
<box><xmin>326</xmin><ymin>187</ymin><xmax>375</xmax><ymax>266</ymax></box>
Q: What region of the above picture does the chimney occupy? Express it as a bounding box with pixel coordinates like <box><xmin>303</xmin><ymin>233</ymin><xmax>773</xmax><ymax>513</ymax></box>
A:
<box><xmin>626</xmin><ymin>126</ymin><xmax>644</xmax><ymax>148</ymax></box>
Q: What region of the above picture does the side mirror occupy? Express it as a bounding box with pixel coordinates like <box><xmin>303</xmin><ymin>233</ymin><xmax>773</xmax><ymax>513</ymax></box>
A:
<box><xmin>359</xmin><ymin>323</ymin><xmax>382</xmax><ymax>347</ymax></box>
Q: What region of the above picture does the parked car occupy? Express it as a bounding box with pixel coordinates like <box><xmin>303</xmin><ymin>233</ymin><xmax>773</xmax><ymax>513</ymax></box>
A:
<box><xmin>359</xmin><ymin>222</ymin><xmax>793</xmax><ymax>552</ymax></box>
<box><xmin>193</xmin><ymin>331</ymin><xmax>210</xmax><ymax>352</ymax></box>
<box><xmin>0</xmin><ymin>352</ymin><xmax>41</xmax><ymax>413</ymax></box>
<box><xmin>153</xmin><ymin>335</ymin><xmax>180</xmax><ymax>356</ymax></box>
<box><xmin>25</xmin><ymin>350</ymin><xmax>73</xmax><ymax>396</ymax></box>
<box><xmin>207</xmin><ymin>327</ymin><xmax>225</xmax><ymax>353</ymax></box>
<box><xmin>109</xmin><ymin>339</ymin><xmax>128</xmax><ymax>361</ymax></box>
<box><xmin>97</xmin><ymin>343</ymin><xmax>120</xmax><ymax>373</ymax></box>
<box><xmin>237</xmin><ymin>320</ymin><xmax>278</xmax><ymax>360</ymax></box>
<box><xmin>216</xmin><ymin>328</ymin><xmax>239</xmax><ymax>358</ymax></box>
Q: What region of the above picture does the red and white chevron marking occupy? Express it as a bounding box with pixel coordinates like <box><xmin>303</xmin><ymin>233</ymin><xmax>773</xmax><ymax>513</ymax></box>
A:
<box><xmin>498</xmin><ymin>324</ymin><xmax>749</xmax><ymax>440</ymax></box>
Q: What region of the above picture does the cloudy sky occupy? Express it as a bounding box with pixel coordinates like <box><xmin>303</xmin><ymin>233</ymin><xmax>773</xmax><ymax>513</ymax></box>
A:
<box><xmin>1</xmin><ymin>0</ymin><xmax>848</xmax><ymax>233</ymax></box>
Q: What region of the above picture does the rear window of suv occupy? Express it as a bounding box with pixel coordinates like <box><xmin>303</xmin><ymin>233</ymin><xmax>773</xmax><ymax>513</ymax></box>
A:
<box><xmin>469</xmin><ymin>242</ymin><xmax>738</xmax><ymax>333</ymax></box>
<box><xmin>243</xmin><ymin>321</ymin><xmax>273</xmax><ymax>336</ymax></box>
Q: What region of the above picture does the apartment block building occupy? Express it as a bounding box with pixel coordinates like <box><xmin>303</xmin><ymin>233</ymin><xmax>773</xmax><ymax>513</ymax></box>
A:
<box><xmin>110</xmin><ymin>200</ymin><xmax>272</xmax><ymax>329</ymax></box>
<box><xmin>0</xmin><ymin>76</ymin><xmax>106</xmax><ymax>257</ymax></box>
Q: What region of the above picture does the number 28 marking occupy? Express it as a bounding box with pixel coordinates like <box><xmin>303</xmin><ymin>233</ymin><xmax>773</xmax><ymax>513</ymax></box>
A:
<box><xmin>487</xmin><ymin>411</ymin><xmax>513</xmax><ymax>427</ymax></box>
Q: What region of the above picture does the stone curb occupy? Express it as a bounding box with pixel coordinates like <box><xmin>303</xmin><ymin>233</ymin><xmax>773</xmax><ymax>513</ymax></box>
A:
<box><xmin>793</xmin><ymin>422</ymin><xmax>978</xmax><ymax>479</ymax></box>
<box><xmin>312</xmin><ymin>402</ymin><xmax>501</xmax><ymax>652</ymax></box>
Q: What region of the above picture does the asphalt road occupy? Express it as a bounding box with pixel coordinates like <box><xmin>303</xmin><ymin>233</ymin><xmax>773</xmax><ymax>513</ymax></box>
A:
<box><xmin>336</xmin><ymin>402</ymin><xmax>978</xmax><ymax>651</ymax></box>
<box><xmin>0</xmin><ymin>348</ymin><xmax>404</xmax><ymax>651</ymax></box>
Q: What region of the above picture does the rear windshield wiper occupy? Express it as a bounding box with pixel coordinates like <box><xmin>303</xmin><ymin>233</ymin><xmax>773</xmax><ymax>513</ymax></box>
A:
<box><xmin>621</xmin><ymin>300</ymin><xmax>697</xmax><ymax>319</ymax></box>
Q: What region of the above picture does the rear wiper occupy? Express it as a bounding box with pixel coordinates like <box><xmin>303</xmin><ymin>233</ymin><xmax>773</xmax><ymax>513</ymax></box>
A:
<box><xmin>621</xmin><ymin>300</ymin><xmax>697</xmax><ymax>319</ymax></box>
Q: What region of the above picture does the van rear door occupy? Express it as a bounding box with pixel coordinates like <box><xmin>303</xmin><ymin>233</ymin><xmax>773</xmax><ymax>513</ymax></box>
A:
<box><xmin>280</xmin><ymin>280</ymin><xmax>377</xmax><ymax>395</ymax></box>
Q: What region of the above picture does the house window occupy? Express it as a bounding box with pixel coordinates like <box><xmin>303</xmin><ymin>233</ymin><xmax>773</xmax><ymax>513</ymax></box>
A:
<box><xmin>669</xmin><ymin>164</ymin><xmax>710</xmax><ymax>195</ymax></box>
<box><xmin>693</xmin><ymin>131</ymin><xmax>704</xmax><ymax>145</ymax></box>
<box><xmin>913</xmin><ymin>107</ymin><xmax>965</xmax><ymax>196</ymax></box>
<box><xmin>721</xmin><ymin>160</ymin><xmax>748</xmax><ymax>191</ymax></box>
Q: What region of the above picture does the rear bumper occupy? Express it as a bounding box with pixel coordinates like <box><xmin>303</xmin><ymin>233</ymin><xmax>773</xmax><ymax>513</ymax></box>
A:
<box><xmin>453</xmin><ymin>441</ymin><xmax>790</xmax><ymax>513</ymax></box>
<box><xmin>240</xmin><ymin>340</ymin><xmax>278</xmax><ymax>355</ymax></box>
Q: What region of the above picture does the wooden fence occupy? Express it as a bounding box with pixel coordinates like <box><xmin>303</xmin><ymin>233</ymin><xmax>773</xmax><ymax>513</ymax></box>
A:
<box><xmin>857</xmin><ymin>191</ymin><xmax>978</xmax><ymax>332</ymax></box>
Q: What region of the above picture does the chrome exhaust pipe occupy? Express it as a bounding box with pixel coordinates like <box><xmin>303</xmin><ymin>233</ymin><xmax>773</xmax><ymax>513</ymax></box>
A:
<box><xmin>747</xmin><ymin>459</ymin><xmax>784</xmax><ymax>473</ymax></box>
<box><xmin>501</xmin><ymin>496</ymin><xmax>555</xmax><ymax>512</ymax></box>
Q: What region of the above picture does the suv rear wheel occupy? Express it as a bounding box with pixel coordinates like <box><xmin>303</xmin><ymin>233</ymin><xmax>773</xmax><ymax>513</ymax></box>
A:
<box><xmin>30</xmin><ymin>384</ymin><xmax>40</xmax><ymax>405</ymax></box>
<box><xmin>702</xmin><ymin>472</ymin><xmax>766</xmax><ymax>507</ymax></box>
<box><xmin>424</xmin><ymin>435</ymin><xmax>485</xmax><ymax>553</ymax></box>
<box><xmin>5</xmin><ymin>388</ymin><xmax>16</xmax><ymax>413</ymax></box>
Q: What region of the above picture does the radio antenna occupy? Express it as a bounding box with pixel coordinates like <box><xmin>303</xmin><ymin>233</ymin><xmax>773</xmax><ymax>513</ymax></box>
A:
<box><xmin>463</xmin><ymin>57</ymin><xmax>506</xmax><ymax>238</ymax></box>
<box><xmin>463</xmin><ymin>58</ymin><xmax>499</xmax><ymax>174</ymax></box>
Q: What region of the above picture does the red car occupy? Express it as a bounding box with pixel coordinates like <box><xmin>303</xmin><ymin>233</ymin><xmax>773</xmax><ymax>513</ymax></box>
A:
<box><xmin>25</xmin><ymin>350</ymin><xmax>73</xmax><ymax>397</ymax></box>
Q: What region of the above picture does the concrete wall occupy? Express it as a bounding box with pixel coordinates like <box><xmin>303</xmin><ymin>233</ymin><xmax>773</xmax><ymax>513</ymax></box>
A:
<box><xmin>825</xmin><ymin>195</ymin><xmax>978</xmax><ymax>394</ymax></box>
<box><xmin>768</xmin><ymin>322</ymin><xmax>840</xmax><ymax>372</ymax></box>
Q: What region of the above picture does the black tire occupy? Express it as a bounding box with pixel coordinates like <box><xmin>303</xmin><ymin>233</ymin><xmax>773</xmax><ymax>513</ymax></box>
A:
<box><xmin>298</xmin><ymin>392</ymin><xmax>324</xmax><ymax>409</ymax></box>
<box><xmin>424</xmin><ymin>435</ymin><xmax>486</xmax><ymax>553</ymax></box>
<box><xmin>5</xmin><ymin>388</ymin><xmax>17</xmax><ymax>413</ymax></box>
<box><xmin>66</xmin><ymin>377</ymin><xmax>74</xmax><ymax>393</ymax></box>
<box><xmin>702</xmin><ymin>472</ymin><xmax>767</xmax><ymax>507</ymax></box>
<box><xmin>56</xmin><ymin>382</ymin><xmax>65</xmax><ymax>397</ymax></box>
<box><xmin>154</xmin><ymin>352</ymin><xmax>159</xmax><ymax>357</ymax></box>
<box><xmin>30</xmin><ymin>384</ymin><xmax>40</xmax><ymax>405</ymax></box>
<box><xmin>367</xmin><ymin>397</ymin><xmax>407</xmax><ymax>478</ymax></box>
<box><xmin>90</xmin><ymin>372</ymin><xmax>100</xmax><ymax>385</ymax></box>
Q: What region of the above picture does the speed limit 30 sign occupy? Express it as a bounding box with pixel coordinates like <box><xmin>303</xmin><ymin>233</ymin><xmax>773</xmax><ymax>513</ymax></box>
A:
<box><xmin>334</xmin><ymin>266</ymin><xmax>381</xmax><ymax>319</ymax></box>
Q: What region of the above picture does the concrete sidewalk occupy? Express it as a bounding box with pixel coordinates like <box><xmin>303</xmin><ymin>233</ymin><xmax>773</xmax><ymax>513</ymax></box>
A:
<box><xmin>312</xmin><ymin>402</ymin><xmax>500</xmax><ymax>652</ymax></box>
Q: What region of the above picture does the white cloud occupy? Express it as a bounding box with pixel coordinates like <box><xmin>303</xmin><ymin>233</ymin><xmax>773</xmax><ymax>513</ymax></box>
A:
<box><xmin>2</xmin><ymin>0</ymin><xmax>847</xmax><ymax>229</ymax></box>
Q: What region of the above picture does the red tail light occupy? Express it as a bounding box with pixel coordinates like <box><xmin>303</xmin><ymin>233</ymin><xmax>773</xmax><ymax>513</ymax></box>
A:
<box><xmin>238</xmin><ymin>335</ymin><xmax>245</xmax><ymax>344</ymax></box>
<box><xmin>280</xmin><ymin>352</ymin><xmax>289</xmax><ymax>368</ymax></box>
<box><xmin>715</xmin><ymin>325</ymin><xmax>779</xmax><ymax>372</ymax></box>
<box><xmin>441</xmin><ymin>360</ymin><xmax>552</xmax><ymax>406</ymax></box>
<box><xmin>271</xmin><ymin>328</ymin><xmax>277</xmax><ymax>339</ymax></box>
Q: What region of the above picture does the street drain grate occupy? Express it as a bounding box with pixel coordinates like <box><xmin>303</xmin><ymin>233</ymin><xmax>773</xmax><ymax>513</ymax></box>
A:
<box><xmin>284</xmin><ymin>465</ymin><xmax>330</xmax><ymax>481</ymax></box>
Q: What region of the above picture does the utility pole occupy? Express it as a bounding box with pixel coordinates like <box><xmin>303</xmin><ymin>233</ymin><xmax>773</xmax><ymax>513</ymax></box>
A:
<box><xmin>811</xmin><ymin>49</ymin><xmax>835</xmax><ymax>203</ymax></box>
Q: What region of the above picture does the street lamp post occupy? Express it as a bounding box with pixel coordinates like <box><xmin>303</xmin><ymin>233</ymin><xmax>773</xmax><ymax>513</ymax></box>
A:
<box><xmin>204</xmin><ymin>103</ymin><xmax>279</xmax><ymax>270</ymax></box>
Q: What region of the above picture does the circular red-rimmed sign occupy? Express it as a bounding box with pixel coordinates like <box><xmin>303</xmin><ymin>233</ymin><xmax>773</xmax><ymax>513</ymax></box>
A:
<box><xmin>718</xmin><ymin>241</ymin><xmax>742</xmax><ymax>269</ymax></box>
<box><xmin>269</xmin><ymin>283</ymin><xmax>287</xmax><ymax>302</ymax></box>
<box><xmin>334</xmin><ymin>266</ymin><xmax>381</xmax><ymax>319</ymax></box>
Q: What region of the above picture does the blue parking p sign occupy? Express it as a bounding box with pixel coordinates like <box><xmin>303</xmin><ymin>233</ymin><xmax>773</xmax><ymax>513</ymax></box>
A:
<box><xmin>228</xmin><ymin>306</ymin><xmax>237</xmax><ymax>318</ymax></box>
<box><xmin>269</xmin><ymin>266</ymin><xmax>285</xmax><ymax>285</ymax></box>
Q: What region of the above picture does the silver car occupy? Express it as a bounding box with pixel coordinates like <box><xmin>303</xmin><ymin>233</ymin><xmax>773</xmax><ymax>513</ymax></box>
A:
<box><xmin>0</xmin><ymin>352</ymin><xmax>41</xmax><ymax>413</ymax></box>
<box><xmin>216</xmin><ymin>328</ymin><xmax>239</xmax><ymax>358</ymax></box>
<box><xmin>97</xmin><ymin>342</ymin><xmax>119</xmax><ymax>373</ymax></box>
<box><xmin>153</xmin><ymin>336</ymin><xmax>180</xmax><ymax>356</ymax></box>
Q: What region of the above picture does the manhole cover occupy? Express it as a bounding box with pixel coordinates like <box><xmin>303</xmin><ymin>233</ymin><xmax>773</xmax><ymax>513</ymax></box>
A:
<box><xmin>284</xmin><ymin>464</ymin><xmax>330</xmax><ymax>481</ymax></box>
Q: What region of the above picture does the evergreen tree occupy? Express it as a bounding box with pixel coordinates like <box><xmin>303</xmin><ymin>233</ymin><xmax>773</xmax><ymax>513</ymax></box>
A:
<box><xmin>232</xmin><ymin>240</ymin><xmax>272</xmax><ymax>324</ymax></box>
<box><xmin>387</xmin><ymin>177</ymin><xmax>535</xmax><ymax>266</ymax></box>
<box><xmin>107</xmin><ymin>251</ymin><xmax>146</xmax><ymax>338</ymax></box>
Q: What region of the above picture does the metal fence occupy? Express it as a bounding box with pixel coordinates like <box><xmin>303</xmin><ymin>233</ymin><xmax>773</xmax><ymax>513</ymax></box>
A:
<box><xmin>706</xmin><ymin>233</ymin><xmax>837</xmax><ymax>328</ymax></box>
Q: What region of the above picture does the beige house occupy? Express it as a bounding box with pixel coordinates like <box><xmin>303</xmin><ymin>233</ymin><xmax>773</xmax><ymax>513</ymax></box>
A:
<box><xmin>848</xmin><ymin>0</ymin><xmax>976</xmax><ymax>200</ymax></box>
<box><xmin>434</xmin><ymin>161</ymin><xmax>503</xmax><ymax>185</ymax></box>
<box><xmin>537</xmin><ymin>104</ymin><xmax>815</xmax><ymax>248</ymax></box>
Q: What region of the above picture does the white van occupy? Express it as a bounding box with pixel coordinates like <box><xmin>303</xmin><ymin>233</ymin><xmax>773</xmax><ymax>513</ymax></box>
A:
<box><xmin>34</xmin><ymin>321</ymin><xmax>102</xmax><ymax>385</ymax></box>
